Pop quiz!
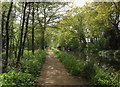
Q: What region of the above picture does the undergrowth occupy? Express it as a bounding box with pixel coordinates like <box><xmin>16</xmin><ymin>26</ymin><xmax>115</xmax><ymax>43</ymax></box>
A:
<box><xmin>0</xmin><ymin>50</ymin><xmax>46</xmax><ymax>87</ymax></box>
<box><xmin>53</xmin><ymin>48</ymin><xmax>119</xmax><ymax>87</ymax></box>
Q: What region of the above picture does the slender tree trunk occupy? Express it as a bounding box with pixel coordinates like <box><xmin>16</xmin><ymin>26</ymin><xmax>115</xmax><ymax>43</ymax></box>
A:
<box><xmin>27</xmin><ymin>36</ymin><xmax>30</xmax><ymax>50</ymax></box>
<box><xmin>21</xmin><ymin>3</ymin><xmax>30</xmax><ymax>56</ymax></box>
<box><xmin>3</xmin><ymin>2</ymin><xmax>13</xmax><ymax>72</ymax></box>
<box><xmin>2</xmin><ymin>11</ymin><xmax>5</xmax><ymax>50</ymax></box>
<box><xmin>41</xmin><ymin>29</ymin><xmax>45</xmax><ymax>50</ymax></box>
<box><xmin>32</xmin><ymin>3</ymin><xmax>34</xmax><ymax>54</ymax></box>
<box><xmin>16</xmin><ymin>2</ymin><xmax>27</xmax><ymax>66</ymax></box>
<box><xmin>9</xmin><ymin>35</ymin><xmax>12</xmax><ymax>59</ymax></box>
<box><xmin>12</xmin><ymin>38</ymin><xmax>15</xmax><ymax>53</ymax></box>
<box><xmin>15</xmin><ymin>38</ymin><xmax>19</xmax><ymax>58</ymax></box>
<box><xmin>15</xmin><ymin>14</ymin><xmax>22</xmax><ymax>59</ymax></box>
<box><xmin>9</xmin><ymin>21</ymin><xmax>14</xmax><ymax>59</ymax></box>
<box><xmin>41</xmin><ymin>7</ymin><xmax>46</xmax><ymax>50</ymax></box>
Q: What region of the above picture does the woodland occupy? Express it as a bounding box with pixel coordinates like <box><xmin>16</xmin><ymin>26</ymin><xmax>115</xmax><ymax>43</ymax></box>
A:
<box><xmin>0</xmin><ymin>1</ymin><xmax>120</xmax><ymax>87</ymax></box>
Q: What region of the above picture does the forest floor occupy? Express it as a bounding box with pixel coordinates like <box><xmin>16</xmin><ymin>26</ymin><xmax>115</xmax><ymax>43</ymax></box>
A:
<box><xmin>37</xmin><ymin>50</ymin><xmax>89</xmax><ymax>87</ymax></box>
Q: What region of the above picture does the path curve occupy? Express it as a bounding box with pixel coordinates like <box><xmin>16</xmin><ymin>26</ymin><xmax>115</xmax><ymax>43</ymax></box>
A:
<box><xmin>38</xmin><ymin>50</ymin><xmax>89</xmax><ymax>87</ymax></box>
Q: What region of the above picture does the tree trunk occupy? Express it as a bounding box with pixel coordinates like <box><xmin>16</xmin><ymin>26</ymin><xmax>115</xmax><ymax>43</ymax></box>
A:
<box><xmin>3</xmin><ymin>2</ymin><xmax>13</xmax><ymax>72</ymax></box>
<box><xmin>15</xmin><ymin>38</ymin><xmax>19</xmax><ymax>58</ymax></box>
<box><xmin>16</xmin><ymin>2</ymin><xmax>27</xmax><ymax>66</ymax></box>
<box><xmin>41</xmin><ymin>7</ymin><xmax>47</xmax><ymax>50</ymax></box>
<box><xmin>41</xmin><ymin>29</ymin><xmax>45</xmax><ymax>50</ymax></box>
<box><xmin>21</xmin><ymin>3</ymin><xmax>30</xmax><ymax>56</ymax></box>
<box><xmin>2</xmin><ymin>11</ymin><xmax>5</xmax><ymax>50</ymax></box>
<box><xmin>32</xmin><ymin>3</ymin><xmax>34</xmax><ymax>54</ymax></box>
<box><xmin>27</xmin><ymin>36</ymin><xmax>30</xmax><ymax>51</ymax></box>
<box><xmin>15</xmin><ymin>13</ymin><xmax>22</xmax><ymax>59</ymax></box>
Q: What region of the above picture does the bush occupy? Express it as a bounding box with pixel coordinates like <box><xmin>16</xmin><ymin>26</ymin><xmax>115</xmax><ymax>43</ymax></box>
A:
<box><xmin>98</xmin><ymin>50</ymin><xmax>120</xmax><ymax>69</ymax></box>
<box><xmin>94</xmin><ymin>67</ymin><xmax>119</xmax><ymax>86</ymax></box>
<box><xmin>82</xmin><ymin>60</ymin><xmax>96</xmax><ymax>80</ymax></box>
<box><xmin>21</xmin><ymin>50</ymin><xmax>46</xmax><ymax>77</ymax></box>
<box><xmin>56</xmin><ymin>52</ymin><xmax>84</xmax><ymax>76</ymax></box>
<box><xmin>0</xmin><ymin>71</ymin><xmax>35</xmax><ymax>87</ymax></box>
<box><xmin>1</xmin><ymin>50</ymin><xmax>46</xmax><ymax>86</ymax></box>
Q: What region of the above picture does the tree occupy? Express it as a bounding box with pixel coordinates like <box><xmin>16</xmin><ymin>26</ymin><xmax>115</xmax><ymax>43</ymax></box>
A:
<box><xmin>36</xmin><ymin>2</ymin><xmax>68</xmax><ymax>49</ymax></box>
<box><xmin>1</xmin><ymin>11</ymin><xmax>5</xmax><ymax>50</ymax></box>
<box><xmin>3</xmin><ymin>1</ymin><xmax>13</xmax><ymax>72</ymax></box>
<box><xmin>21</xmin><ymin>3</ymin><xmax>31</xmax><ymax>56</ymax></box>
<box><xmin>92</xmin><ymin>2</ymin><xmax>120</xmax><ymax>50</ymax></box>
<box><xmin>16</xmin><ymin>2</ymin><xmax>27</xmax><ymax>66</ymax></box>
<box><xmin>32</xmin><ymin>3</ymin><xmax>34</xmax><ymax>54</ymax></box>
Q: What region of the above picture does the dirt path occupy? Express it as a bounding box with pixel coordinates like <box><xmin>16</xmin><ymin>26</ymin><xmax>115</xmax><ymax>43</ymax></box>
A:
<box><xmin>38</xmin><ymin>50</ymin><xmax>89</xmax><ymax>87</ymax></box>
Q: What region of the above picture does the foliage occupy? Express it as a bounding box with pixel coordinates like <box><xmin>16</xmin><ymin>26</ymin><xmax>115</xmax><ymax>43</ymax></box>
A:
<box><xmin>20</xmin><ymin>50</ymin><xmax>46</xmax><ymax>77</ymax></box>
<box><xmin>99</xmin><ymin>50</ymin><xmax>120</xmax><ymax>58</ymax></box>
<box><xmin>56</xmin><ymin>51</ymin><xmax>84</xmax><ymax>76</ymax></box>
<box><xmin>1</xmin><ymin>50</ymin><xmax>46</xmax><ymax>86</ymax></box>
<box><xmin>82</xmin><ymin>59</ymin><xmax>96</xmax><ymax>80</ymax></box>
<box><xmin>2</xmin><ymin>1</ymin><xmax>120</xmax><ymax>87</ymax></box>
<box><xmin>0</xmin><ymin>71</ymin><xmax>35</xmax><ymax>87</ymax></box>
<box><xmin>54</xmin><ymin>50</ymin><xmax>119</xmax><ymax>86</ymax></box>
<box><xmin>94</xmin><ymin>67</ymin><xmax>119</xmax><ymax>86</ymax></box>
<box><xmin>50</xmin><ymin>2</ymin><xmax>120</xmax><ymax>52</ymax></box>
<box><xmin>98</xmin><ymin>50</ymin><xmax>120</xmax><ymax>69</ymax></box>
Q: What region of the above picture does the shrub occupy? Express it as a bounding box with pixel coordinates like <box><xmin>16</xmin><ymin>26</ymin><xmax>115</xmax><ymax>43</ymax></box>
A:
<box><xmin>0</xmin><ymin>71</ymin><xmax>35</xmax><ymax>87</ymax></box>
<box><xmin>82</xmin><ymin>60</ymin><xmax>96</xmax><ymax>80</ymax></box>
<box><xmin>1</xmin><ymin>50</ymin><xmax>46</xmax><ymax>87</ymax></box>
<box><xmin>98</xmin><ymin>50</ymin><xmax>120</xmax><ymax>70</ymax></box>
<box><xmin>56</xmin><ymin>51</ymin><xmax>84</xmax><ymax>76</ymax></box>
<box><xmin>21</xmin><ymin>50</ymin><xmax>46</xmax><ymax>77</ymax></box>
<box><xmin>94</xmin><ymin>67</ymin><xmax>119</xmax><ymax>86</ymax></box>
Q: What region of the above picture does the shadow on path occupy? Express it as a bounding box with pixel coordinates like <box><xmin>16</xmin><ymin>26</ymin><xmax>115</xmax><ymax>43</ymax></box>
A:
<box><xmin>37</xmin><ymin>50</ymin><xmax>89</xmax><ymax>87</ymax></box>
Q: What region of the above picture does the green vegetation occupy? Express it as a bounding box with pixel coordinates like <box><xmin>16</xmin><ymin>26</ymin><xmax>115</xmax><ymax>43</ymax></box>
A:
<box><xmin>20</xmin><ymin>50</ymin><xmax>46</xmax><ymax>77</ymax></box>
<box><xmin>53</xmin><ymin>49</ymin><xmax>119</xmax><ymax>86</ymax></box>
<box><xmin>0</xmin><ymin>71</ymin><xmax>35</xmax><ymax>87</ymax></box>
<box><xmin>50</xmin><ymin>2</ymin><xmax>120</xmax><ymax>86</ymax></box>
<box><xmin>1</xmin><ymin>1</ymin><xmax>120</xmax><ymax>86</ymax></box>
<box><xmin>98</xmin><ymin>50</ymin><xmax>120</xmax><ymax>70</ymax></box>
<box><xmin>1</xmin><ymin>50</ymin><xmax>46</xmax><ymax>86</ymax></box>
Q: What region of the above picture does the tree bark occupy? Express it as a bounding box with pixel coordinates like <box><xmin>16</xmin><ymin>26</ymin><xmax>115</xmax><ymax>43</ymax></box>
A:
<box><xmin>16</xmin><ymin>2</ymin><xmax>27</xmax><ymax>66</ymax></box>
<box><xmin>41</xmin><ymin>7</ymin><xmax>47</xmax><ymax>50</ymax></box>
<box><xmin>32</xmin><ymin>3</ymin><xmax>34</xmax><ymax>54</ymax></box>
<box><xmin>21</xmin><ymin>3</ymin><xmax>30</xmax><ymax>56</ymax></box>
<box><xmin>2</xmin><ymin>11</ymin><xmax>5</xmax><ymax>50</ymax></box>
<box><xmin>3</xmin><ymin>2</ymin><xmax>13</xmax><ymax>72</ymax></box>
<box><xmin>41</xmin><ymin>29</ymin><xmax>45</xmax><ymax>50</ymax></box>
<box><xmin>15</xmin><ymin>13</ymin><xmax>22</xmax><ymax>60</ymax></box>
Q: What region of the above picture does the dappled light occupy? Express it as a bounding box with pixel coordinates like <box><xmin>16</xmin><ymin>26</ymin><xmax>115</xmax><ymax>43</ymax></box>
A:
<box><xmin>1</xmin><ymin>1</ymin><xmax>120</xmax><ymax>87</ymax></box>
<box><xmin>38</xmin><ymin>50</ymin><xmax>88</xmax><ymax>86</ymax></box>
